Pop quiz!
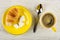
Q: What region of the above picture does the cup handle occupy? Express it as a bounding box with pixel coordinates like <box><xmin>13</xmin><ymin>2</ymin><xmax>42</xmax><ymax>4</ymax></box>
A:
<box><xmin>51</xmin><ymin>27</ymin><xmax>56</xmax><ymax>32</ymax></box>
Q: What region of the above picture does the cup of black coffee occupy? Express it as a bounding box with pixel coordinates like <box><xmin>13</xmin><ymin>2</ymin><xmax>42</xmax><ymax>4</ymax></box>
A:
<box><xmin>39</xmin><ymin>12</ymin><xmax>56</xmax><ymax>32</ymax></box>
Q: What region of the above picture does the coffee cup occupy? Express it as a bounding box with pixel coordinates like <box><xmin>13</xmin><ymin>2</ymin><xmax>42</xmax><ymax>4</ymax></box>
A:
<box><xmin>39</xmin><ymin>12</ymin><xmax>56</xmax><ymax>32</ymax></box>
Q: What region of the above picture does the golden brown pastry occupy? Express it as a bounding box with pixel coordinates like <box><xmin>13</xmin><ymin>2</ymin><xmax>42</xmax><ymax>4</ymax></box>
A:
<box><xmin>6</xmin><ymin>8</ymin><xmax>20</xmax><ymax>24</ymax></box>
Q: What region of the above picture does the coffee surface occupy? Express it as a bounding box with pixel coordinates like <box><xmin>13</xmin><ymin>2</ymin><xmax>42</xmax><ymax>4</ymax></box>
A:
<box><xmin>42</xmin><ymin>13</ymin><xmax>55</xmax><ymax>28</ymax></box>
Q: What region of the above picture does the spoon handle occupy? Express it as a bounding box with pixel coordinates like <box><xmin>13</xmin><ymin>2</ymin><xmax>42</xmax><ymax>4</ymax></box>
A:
<box><xmin>33</xmin><ymin>21</ymin><xmax>38</xmax><ymax>32</ymax></box>
<box><xmin>33</xmin><ymin>15</ymin><xmax>39</xmax><ymax>33</ymax></box>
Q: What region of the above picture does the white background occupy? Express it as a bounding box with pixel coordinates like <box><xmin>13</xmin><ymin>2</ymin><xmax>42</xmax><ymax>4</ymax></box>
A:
<box><xmin>0</xmin><ymin>0</ymin><xmax>60</xmax><ymax>40</ymax></box>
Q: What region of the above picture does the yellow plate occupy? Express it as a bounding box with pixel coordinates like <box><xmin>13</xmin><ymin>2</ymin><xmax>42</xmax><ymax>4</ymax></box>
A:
<box><xmin>2</xmin><ymin>5</ymin><xmax>32</xmax><ymax>35</ymax></box>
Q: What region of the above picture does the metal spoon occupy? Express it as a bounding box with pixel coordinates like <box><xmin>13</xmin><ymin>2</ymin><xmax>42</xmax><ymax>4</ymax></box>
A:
<box><xmin>33</xmin><ymin>4</ymin><xmax>43</xmax><ymax>33</ymax></box>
